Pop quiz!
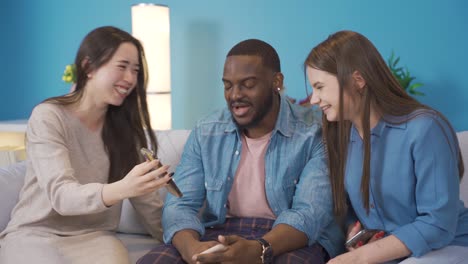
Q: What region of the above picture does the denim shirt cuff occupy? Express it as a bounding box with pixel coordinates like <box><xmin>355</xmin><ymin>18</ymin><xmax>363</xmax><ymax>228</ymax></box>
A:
<box><xmin>163</xmin><ymin>219</ymin><xmax>205</xmax><ymax>244</ymax></box>
<box><xmin>392</xmin><ymin>224</ymin><xmax>431</xmax><ymax>257</ymax></box>
<box><xmin>274</xmin><ymin>213</ymin><xmax>311</xmax><ymax>244</ymax></box>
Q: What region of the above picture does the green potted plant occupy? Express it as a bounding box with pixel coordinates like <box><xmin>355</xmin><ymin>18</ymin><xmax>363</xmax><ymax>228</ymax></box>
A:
<box><xmin>387</xmin><ymin>52</ymin><xmax>424</xmax><ymax>96</ymax></box>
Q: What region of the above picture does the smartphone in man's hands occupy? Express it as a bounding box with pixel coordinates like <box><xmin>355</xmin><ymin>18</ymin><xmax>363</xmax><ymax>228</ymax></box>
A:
<box><xmin>199</xmin><ymin>244</ymin><xmax>228</xmax><ymax>255</ymax></box>
<box><xmin>345</xmin><ymin>229</ymin><xmax>383</xmax><ymax>248</ymax></box>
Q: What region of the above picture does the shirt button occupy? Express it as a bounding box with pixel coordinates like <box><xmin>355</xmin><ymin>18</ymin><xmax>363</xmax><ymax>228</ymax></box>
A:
<box><xmin>293</xmin><ymin>180</ymin><xmax>297</xmax><ymax>184</ymax></box>
<box><xmin>228</xmin><ymin>176</ymin><xmax>231</xmax><ymax>181</ymax></box>
<box><xmin>204</xmin><ymin>182</ymin><xmax>208</xmax><ymax>187</ymax></box>
<box><xmin>224</xmin><ymin>204</ymin><xmax>227</xmax><ymax>208</ymax></box>
<box><xmin>235</xmin><ymin>150</ymin><xmax>239</xmax><ymax>155</ymax></box>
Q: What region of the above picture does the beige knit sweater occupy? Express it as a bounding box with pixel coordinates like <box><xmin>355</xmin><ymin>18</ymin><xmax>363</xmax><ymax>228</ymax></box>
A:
<box><xmin>0</xmin><ymin>103</ymin><xmax>163</xmax><ymax>241</ymax></box>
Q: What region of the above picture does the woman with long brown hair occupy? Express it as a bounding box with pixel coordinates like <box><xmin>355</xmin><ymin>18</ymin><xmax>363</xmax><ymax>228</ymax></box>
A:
<box><xmin>304</xmin><ymin>30</ymin><xmax>468</xmax><ymax>263</ymax></box>
<box><xmin>0</xmin><ymin>26</ymin><xmax>171</xmax><ymax>263</ymax></box>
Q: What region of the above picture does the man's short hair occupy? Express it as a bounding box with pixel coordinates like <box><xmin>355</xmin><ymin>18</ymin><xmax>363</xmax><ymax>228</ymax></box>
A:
<box><xmin>227</xmin><ymin>39</ymin><xmax>281</xmax><ymax>72</ymax></box>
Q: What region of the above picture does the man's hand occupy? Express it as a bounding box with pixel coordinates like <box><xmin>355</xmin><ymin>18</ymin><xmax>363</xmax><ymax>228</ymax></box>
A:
<box><xmin>181</xmin><ymin>240</ymin><xmax>220</xmax><ymax>264</ymax></box>
<box><xmin>193</xmin><ymin>235</ymin><xmax>262</xmax><ymax>264</ymax></box>
<box><xmin>173</xmin><ymin>230</ymin><xmax>219</xmax><ymax>264</ymax></box>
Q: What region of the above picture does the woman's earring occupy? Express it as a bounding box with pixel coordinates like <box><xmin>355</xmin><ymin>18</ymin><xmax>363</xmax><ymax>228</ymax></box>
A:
<box><xmin>277</xmin><ymin>87</ymin><xmax>281</xmax><ymax>92</ymax></box>
<box><xmin>87</xmin><ymin>73</ymin><xmax>92</xmax><ymax>79</ymax></box>
<box><xmin>358</xmin><ymin>84</ymin><xmax>367</xmax><ymax>96</ymax></box>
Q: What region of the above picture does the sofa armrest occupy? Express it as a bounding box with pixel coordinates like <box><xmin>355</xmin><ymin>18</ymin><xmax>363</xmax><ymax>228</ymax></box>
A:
<box><xmin>457</xmin><ymin>131</ymin><xmax>468</xmax><ymax>206</ymax></box>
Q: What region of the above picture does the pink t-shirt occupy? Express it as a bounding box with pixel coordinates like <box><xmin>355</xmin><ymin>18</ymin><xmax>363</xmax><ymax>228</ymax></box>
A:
<box><xmin>227</xmin><ymin>132</ymin><xmax>276</xmax><ymax>220</ymax></box>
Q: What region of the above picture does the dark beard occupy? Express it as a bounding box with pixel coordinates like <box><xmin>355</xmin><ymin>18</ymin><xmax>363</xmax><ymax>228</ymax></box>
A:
<box><xmin>230</xmin><ymin>91</ymin><xmax>275</xmax><ymax>130</ymax></box>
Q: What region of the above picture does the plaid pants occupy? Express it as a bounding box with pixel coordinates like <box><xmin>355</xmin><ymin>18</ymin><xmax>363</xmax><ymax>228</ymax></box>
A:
<box><xmin>137</xmin><ymin>217</ymin><xmax>329</xmax><ymax>264</ymax></box>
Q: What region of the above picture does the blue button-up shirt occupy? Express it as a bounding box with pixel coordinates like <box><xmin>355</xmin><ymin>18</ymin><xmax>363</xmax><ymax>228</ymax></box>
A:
<box><xmin>346</xmin><ymin>112</ymin><xmax>468</xmax><ymax>257</ymax></box>
<box><xmin>162</xmin><ymin>95</ymin><xmax>344</xmax><ymax>257</ymax></box>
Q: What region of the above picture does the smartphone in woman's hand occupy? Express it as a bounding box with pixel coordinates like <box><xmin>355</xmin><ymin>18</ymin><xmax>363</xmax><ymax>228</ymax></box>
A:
<box><xmin>345</xmin><ymin>229</ymin><xmax>382</xmax><ymax>248</ymax></box>
<box><xmin>140</xmin><ymin>148</ymin><xmax>183</xmax><ymax>198</ymax></box>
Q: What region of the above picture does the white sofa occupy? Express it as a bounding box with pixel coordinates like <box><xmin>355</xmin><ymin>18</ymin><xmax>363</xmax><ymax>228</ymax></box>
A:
<box><xmin>1</xmin><ymin>130</ymin><xmax>468</xmax><ymax>263</ymax></box>
<box><xmin>0</xmin><ymin>130</ymin><xmax>191</xmax><ymax>263</ymax></box>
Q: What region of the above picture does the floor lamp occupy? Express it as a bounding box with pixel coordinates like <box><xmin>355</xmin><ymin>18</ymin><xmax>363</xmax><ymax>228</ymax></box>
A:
<box><xmin>132</xmin><ymin>3</ymin><xmax>172</xmax><ymax>130</ymax></box>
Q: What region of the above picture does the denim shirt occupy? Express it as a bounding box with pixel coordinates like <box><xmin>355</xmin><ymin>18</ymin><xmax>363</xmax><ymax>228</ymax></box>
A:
<box><xmin>346</xmin><ymin>111</ymin><xmax>468</xmax><ymax>257</ymax></box>
<box><xmin>162</xmin><ymin>95</ymin><xmax>344</xmax><ymax>257</ymax></box>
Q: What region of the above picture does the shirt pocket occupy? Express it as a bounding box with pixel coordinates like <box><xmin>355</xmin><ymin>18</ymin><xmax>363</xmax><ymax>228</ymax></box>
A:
<box><xmin>204</xmin><ymin>174</ymin><xmax>224</xmax><ymax>191</ymax></box>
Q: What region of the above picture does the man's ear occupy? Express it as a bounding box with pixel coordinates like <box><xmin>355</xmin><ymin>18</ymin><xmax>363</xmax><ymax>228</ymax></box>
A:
<box><xmin>352</xmin><ymin>70</ymin><xmax>366</xmax><ymax>92</ymax></box>
<box><xmin>272</xmin><ymin>72</ymin><xmax>284</xmax><ymax>92</ymax></box>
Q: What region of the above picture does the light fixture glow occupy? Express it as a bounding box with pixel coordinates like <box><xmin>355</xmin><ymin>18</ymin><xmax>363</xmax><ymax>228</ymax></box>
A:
<box><xmin>132</xmin><ymin>3</ymin><xmax>172</xmax><ymax>130</ymax></box>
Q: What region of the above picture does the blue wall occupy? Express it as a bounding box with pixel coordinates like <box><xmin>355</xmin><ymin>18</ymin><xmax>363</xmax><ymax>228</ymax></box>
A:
<box><xmin>1</xmin><ymin>0</ymin><xmax>467</xmax><ymax>131</ymax></box>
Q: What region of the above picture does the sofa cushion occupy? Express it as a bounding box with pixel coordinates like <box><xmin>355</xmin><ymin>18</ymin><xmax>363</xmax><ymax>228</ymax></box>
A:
<box><xmin>116</xmin><ymin>130</ymin><xmax>191</xmax><ymax>234</ymax></box>
<box><xmin>0</xmin><ymin>161</ymin><xmax>27</xmax><ymax>231</ymax></box>
<box><xmin>117</xmin><ymin>233</ymin><xmax>161</xmax><ymax>263</ymax></box>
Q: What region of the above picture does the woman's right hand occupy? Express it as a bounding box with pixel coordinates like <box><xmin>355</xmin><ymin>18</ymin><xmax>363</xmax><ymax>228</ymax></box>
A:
<box><xmin>346</xmin><ymin>221</ymin><xmax>385</xmax><ymax>251</ymax></box>
<box><xmin>102</xmin><ymin>160</ymin><xmax>171</xmax><ymax>206</ymax></box>
<box><xmin>119</xmin><ymin>159</ymin><xmax>171</xmax><ymax>199</ymax></box>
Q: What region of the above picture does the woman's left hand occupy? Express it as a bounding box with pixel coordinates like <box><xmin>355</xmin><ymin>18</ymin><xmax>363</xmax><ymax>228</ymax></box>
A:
<box><xmin>327</xmin><ymin>251</ymin><xmax>368</xmax><ymax>264</ymax></box>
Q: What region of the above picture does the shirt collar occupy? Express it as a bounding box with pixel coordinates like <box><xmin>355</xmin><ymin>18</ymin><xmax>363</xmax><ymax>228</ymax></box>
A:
<box><xmin>275</xmin><ymin>94</ymin><xmax>294</xmax><ymax>137</ymax></box>
<box><xmin>350</xmin><ymin>115</ymin><xmax>407</xmax><ymax>142</ymax></box>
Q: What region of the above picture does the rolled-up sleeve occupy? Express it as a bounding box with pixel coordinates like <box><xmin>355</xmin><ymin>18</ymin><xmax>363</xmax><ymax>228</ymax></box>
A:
<box><xmin>162</xmin><ymin>128</ymin><xmax>206</xmax><ymax>244</ymax></box>
<box><xmin>273</xmin><ymin>132</ymin><xmax>334</xmax><ymax>245</ymax></box>
<box><xmin>392</xmin><ymin>118</ymin><xmax>460</xmax><ymax>257</ymax></box>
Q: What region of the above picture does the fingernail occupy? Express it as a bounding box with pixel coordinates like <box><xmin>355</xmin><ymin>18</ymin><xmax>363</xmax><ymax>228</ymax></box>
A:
<box><xmin>376</xmin><ymin>231</ymin><xmax>385</xmax><ymax>239</ymax></box>
<box><xmin>168</xmin><ymin>172</ymin><xmax>174</xmax><ymax>177</ymax></box>
<box><xmin>357</xmin><ymin>241</ymin><xmax>363</xmax><ymax>247</ymax></box>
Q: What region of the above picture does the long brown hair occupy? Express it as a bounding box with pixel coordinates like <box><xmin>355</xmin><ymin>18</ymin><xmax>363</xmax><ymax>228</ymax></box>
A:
<box><xmin>44</xmin><ymin>26</ymin><xmax>157</xmax><ymax>183</ymax></box>
<box><xmin>304</xmin><ymin>30</ymin><xmax>464</xmax><ymax>217</ymax></box>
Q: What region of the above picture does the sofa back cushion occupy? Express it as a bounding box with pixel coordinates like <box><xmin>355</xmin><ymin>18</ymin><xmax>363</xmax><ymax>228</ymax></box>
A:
<box><xmin>1</xmin><ymin>130</ymin><xmax>467</xmax><ymax>233</ymax></box>
<box><xmin>0</xmin><ymin>161</ymin><xmax>27</xmax><ymax>231</ymax></box>
<box><xmin>117</xmin><ymin>130</ymin><xmax>191</xmax><ymax>234</ymax></box>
